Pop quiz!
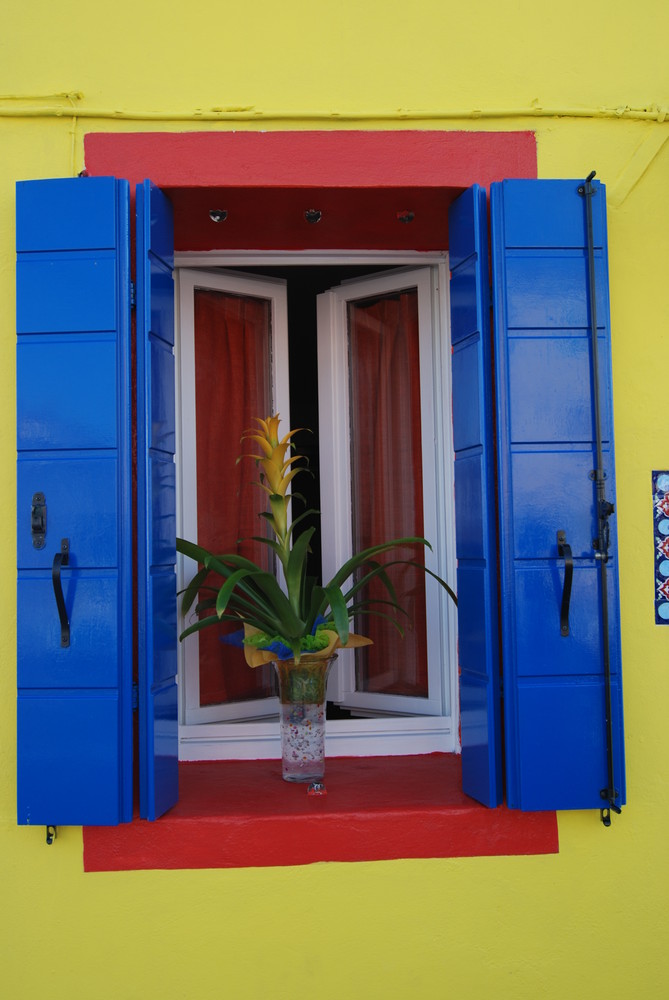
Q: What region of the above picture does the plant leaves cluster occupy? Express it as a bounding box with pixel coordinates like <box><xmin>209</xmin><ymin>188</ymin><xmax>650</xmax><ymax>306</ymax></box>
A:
<box><xmin>177</xmin><ymin>416</ymin><xmax>456</xmax><ymax>664</ymax></box>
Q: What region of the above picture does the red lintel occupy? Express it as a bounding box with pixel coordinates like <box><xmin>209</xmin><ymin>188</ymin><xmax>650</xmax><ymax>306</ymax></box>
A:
<box><xmin>84</xmin><ymin>130</ymin><xmax>537</xmax><ymax>250</ymax></box>
<box><xmin>85</xmin><ymin>130</ymin><xmax>537</xmax><ymax>190</ymax></box>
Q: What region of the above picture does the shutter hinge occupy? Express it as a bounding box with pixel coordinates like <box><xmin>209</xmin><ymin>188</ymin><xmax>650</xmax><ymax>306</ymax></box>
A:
<box><xmin>130</xmin><ymin>281</ymin><xmax>136</xmax><ymax>310</ymax></box>
<box><xmin>132</xmin><ymin>682</ymin><xmax>139</xmax><ymax>711</ymax></box>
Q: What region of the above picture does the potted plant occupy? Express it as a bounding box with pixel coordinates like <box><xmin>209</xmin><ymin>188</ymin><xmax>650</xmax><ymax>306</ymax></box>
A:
<box><xmin>177</xmin><ymin>415</ymin><xmax>456</xmax><ymax>783</ymax></box>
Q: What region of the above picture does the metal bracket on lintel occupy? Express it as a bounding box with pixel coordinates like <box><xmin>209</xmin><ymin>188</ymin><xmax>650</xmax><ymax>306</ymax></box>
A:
<box><xmin>46</xmin><ymin>825</ymin><xmax>57</xmax><ymax>845</ymax></box>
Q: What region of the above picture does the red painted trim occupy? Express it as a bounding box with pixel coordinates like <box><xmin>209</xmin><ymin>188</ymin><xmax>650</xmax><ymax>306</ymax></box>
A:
<box><xmin>86</xmin><ymin>130</ymin><xmax>537</xmax><ymax>188</ymax></box>
<box><xmin>83</xmin><ymin>756</ymin><xmax>558</xmax><ymax>871</ymax></box>
<box><xmin>80</xmin><ymin>131</ymin><xmax>546</xmax><ymax>871</ymax></box>
<box><xmin>84</xmin><ymin>130</ymin><xmax>537</xmax><ymax>250</ymax></box>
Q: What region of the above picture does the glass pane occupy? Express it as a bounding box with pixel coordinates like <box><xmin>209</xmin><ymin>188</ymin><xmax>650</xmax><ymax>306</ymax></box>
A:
<box><xmin>348</xmin><ymin>288</ymin><xmax>429</xmax><ymax>697</ymax></box>
<box><xmin>194</xmin><ymin>288</ymin><xmax>274</xmax><ymax>705</ymax></box>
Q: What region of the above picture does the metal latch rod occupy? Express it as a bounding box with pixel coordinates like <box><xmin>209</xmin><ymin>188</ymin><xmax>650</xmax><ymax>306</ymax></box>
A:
<box><xmin>578</xmin><ymin>170</ymin><xmax>619</xmax><ymax>825</ymax></box>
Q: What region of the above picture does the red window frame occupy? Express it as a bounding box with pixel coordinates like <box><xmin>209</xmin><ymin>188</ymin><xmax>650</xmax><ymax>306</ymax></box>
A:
<box><xmin>82</xmin><ymin>129</ymin><xmax>557</xmax><ymax>870</ymax></box>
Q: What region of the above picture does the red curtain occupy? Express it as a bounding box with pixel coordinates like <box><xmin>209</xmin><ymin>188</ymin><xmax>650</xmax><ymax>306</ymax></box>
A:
<box><xmin>194</xmin><ymin>289</ymin><xmax>274</xmax><ymax>705</ymax></box>
<box><xmin>348</xmin><ymin>289</ymin><xmax>428</xmax><ymax>696</ymax></box>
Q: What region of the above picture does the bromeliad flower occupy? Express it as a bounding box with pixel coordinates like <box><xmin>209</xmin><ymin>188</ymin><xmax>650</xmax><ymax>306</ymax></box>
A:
<box><xmin>177</xmin><ymin>415</ymin><xmax>456</xmax><ymax>665</ymax></box>
<box><xmin>239</xmin><ymin>416</ymin><xmax>307</xmax><ymax>578</ymax></box>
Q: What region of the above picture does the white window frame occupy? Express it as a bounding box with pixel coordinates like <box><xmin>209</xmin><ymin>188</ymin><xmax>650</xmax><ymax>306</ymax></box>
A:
<box><xmin>317</xmin><ymin>267</ymin><xmax>451</xmax><ymax>718</ymax></box>
<box><xmin>174</xmin><ymin>251</ymin><xmax>459</xmax><ymax>761</ymax></box>
<box><xmin>176</xmin><ymin>268</ymin><xmax>290</xmax><ymax>725</ymax></box>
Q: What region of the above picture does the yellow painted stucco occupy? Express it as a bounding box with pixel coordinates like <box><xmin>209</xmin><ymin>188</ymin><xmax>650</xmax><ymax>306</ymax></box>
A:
<box><xmin>1</xmin><ymin>2</ymin><xmax>668</xmax><ymax>998</ymax></box>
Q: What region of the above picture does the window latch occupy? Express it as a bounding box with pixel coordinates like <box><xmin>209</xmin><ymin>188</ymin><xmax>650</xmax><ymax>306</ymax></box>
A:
<box><xmin>31</xmin><ymin>491</ymin><xmax>46</xmax><ymax>549</ymax></box>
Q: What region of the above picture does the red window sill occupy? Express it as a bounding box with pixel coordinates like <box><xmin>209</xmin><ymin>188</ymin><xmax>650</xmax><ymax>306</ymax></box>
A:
<box><xmin>83</xmin><ymin>754</ymin><xmax>558</xmax><ymax>871</ymax></box>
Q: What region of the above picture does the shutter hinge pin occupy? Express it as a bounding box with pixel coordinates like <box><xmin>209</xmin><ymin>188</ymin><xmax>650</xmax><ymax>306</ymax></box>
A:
<box><xmin>46</xmin><ymin>825</ymin><xmax>57</xmax><ymax>845</ymax></box>
<box><xmin>600</xmin><ymin>789</ymin><xmax>622</xmax><ymax>827</ymax></box>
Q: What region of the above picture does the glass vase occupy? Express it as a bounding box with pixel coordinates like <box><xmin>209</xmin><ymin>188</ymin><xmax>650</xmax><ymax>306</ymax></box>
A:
<box><xmin>272</xmin><ymin>655</ymin><xmax>336</xmax><ymax>782</ymax></box>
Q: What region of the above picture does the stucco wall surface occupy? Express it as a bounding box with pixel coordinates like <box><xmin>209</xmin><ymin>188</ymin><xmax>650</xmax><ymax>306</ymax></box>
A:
<box><xmin>1</xmin><ymin>3</ymin><xmax>668</xmax><ymax>998</ymax></box>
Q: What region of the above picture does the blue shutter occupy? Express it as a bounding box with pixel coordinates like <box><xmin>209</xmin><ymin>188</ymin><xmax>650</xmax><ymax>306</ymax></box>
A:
<box><xmin>136</xmin><ymin>181</ymin><xmax>178</xmax><ymax>820</ymax></box>
<box><xmin>491</xmin><ymin>179</ymin><xmax>625</xmax><ymax>811</ymax></box>
<box><xmin>16</xmin><ymin>177</ymin><xmax>134</xmax><ymax>825</ymax></box>
<box><xmin>449</xmin><ymin>186</ymin><xmax>502</xmax><ymax>807</ymax></box>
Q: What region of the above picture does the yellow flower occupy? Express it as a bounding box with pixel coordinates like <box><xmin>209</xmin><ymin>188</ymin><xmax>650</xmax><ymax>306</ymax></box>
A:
<box><xmin>240</xmin><ymin>416</ymin><xmax>306</xmax><ymax>564</ymax></box>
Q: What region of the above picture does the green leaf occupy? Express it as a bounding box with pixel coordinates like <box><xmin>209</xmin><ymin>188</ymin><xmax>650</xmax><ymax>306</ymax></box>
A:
<box><xmin>364</xmin><ymin>557</ymin><xmax>458</xmax><ymax>608</ymax></box>
<box><xmin>179</xmin><ymin>565</ymin><xmax>212</xmax><ymax>615</ymax></box>
<box><xmin>247</xmin><ymin>535</ymin><xmax>284</xmax><ymax>560</ymax></box>
<box><xmin>326</xmin><ymin>537</ymin><xmax>430</xmax><ymax>590</ymax></box>
<box><xmin>346</xmin><ymin>558</ymin><xmax>399</xmax><ymax>604</ymax></box>
<box><xmin>202</xmin><ymin>554</ymin><xmax>281</xmax><ymax>615</ymax></box>
<box><xmin>287</xmin><ymin>507</ymin><xmax>320</xmax><ymax>541</ymax></box>
<box><xmin>341</xmin><ymin>558</ymin><xmax>411</xmax><ymax>604</ymax></box>
<box><xmin>284</xmin><ymin>526</ymin><xmax>314</xmax><ymax>610</ymax></box>
<box><xmin>421</xmin><ymin>564</ymin><xmax>458</xmax><ymax>607</ymax></box>
<box><xmin>211</xmin><ymin>565</ymin><xmax>306</xmax><ymax>641</ymax></box>
<box><xmin>203</xmin><ymin>551</ymin><xmax>267</xmax><ymax>575</ymax></box>
<box><xmin>347</xmin><ymin>606</ymin><xmax>408</xmax><ymax>638</ymax></box>
<box><xmin>304</xmin><ymin>583</ymin><xmax>328</xmax><ymax>633</ymax></box>
<box><xmin>215</xmin><ymin>568</ymin><xmax>259</xmax><ymax>618</ymax></box>
<box><xmin>323</xmin><ymin>582</ymin><xmax>349</xmax><ymax>645</ymax></box>
<box><xmin>178</xmin><ymin>614</ymin><xmax>224</xmax><ymax>641</ymax></box>
<box><xmin>347</xmin><ymin>597</ymin><xmax>410</xmax><ymax>620</ymax></box>
<box><xmin>194</xmin><ymin>596</ymin><xmax>217</xmax><ymax>614</ymax></box>
<box><xmin>177</xmin><ymin>537</ymin><xmax>218</xmax><ymax>565</ymax></box>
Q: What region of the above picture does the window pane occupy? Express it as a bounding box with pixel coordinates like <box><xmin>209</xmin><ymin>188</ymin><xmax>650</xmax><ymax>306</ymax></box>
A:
<box><xmin>194</xmin><ymin>288</ymin><xmax>273</xmax><ymax>705</ymax></box>
<box><xmin>348</xmin><ymin>289</ymin><xmax>429</xmax><ymax>697</ymax></box>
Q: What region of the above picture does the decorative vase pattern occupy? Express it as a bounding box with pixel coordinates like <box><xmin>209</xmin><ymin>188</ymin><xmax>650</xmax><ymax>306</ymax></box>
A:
<box><xmin>272</xmin><ymin>655</ymin><xmax>336</xmax><ymax>782</ymax></box>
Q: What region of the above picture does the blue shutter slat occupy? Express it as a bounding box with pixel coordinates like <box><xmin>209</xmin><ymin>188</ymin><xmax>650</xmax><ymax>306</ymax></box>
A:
<box><xmin>17</xmin><ymin>457</ymin><xmax>119</xmax><ymax>569</ymax></box>
<box><xmin>18</xmin><ymin>572</ymin><xmax>121</xmax><ymax>688</ymax></box>
<box><xmin>503</xmin><ymin>253</ymin><xmax>611</xmax><ymax>330</ymax></box>
<box><xmin>16</xmin><ymin>176</ymin><xmax>119</xmax><ymax>251</ymax></box>
<box><xmin>136</xmin><ymin>180</ymin><xmax>178</xmax><ymax>821</ymax></box>
<box><xmin>16</xmin><ymin>177</ymin><xmax>133</xmax><ymax>826</ymax></box>
<box><xmin>17</xmin><ymin>255</ymin><xmax>118</xmax><ymax>333</ymax></box>
<box><xmin>449</xmin><ymin>186</ymin><xmax>502</xmax><ymax>807</ymax></box>
<box><xmin>17</xmin><ymin>340</ymin><xmax>118</xmax><ymax>450</ymax></box>
<box><xmin>491</xmin><ymin>179</ymin><xmax>625</xmax><ymax>812</ymax></box>
<box><xmin>17</xmin><ymin>694</ymin><xmax>124</xmax><ymax>825</ymax></box>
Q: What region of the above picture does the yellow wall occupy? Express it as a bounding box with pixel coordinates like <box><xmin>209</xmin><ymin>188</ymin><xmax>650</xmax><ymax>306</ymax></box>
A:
<box><xmin>1</xmin><ymin>3</ymin><xmax>668</xmax><ymax>998</ymax></box>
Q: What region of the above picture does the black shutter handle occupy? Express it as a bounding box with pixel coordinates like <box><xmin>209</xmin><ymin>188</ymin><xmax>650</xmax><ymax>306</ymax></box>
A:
<box><xmin>557</xmin><ymin>530</ymin><xmax>573</xmax><ymax>637</ymax></box>
<box><xmin>52</xmin><ymin>539</ymin><xmax>70</xmax><ymax>648</ymax></box>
